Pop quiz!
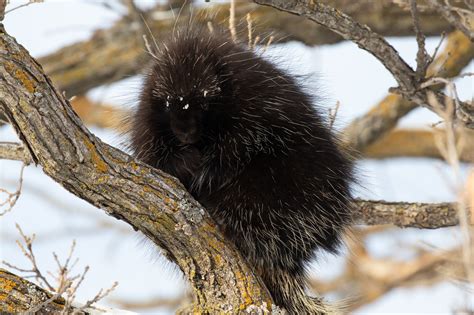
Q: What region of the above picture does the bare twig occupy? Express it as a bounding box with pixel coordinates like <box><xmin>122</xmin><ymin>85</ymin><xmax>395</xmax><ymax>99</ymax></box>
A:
<box><xmin>254</xmin><ymin>0</ymin><xmax>474</xmax><ymax>128</ymax></box>
<box><xmin>36</xmin><ymin>1</ymin><xmax>458</xmax><ymax>98</ymax></box>
<box><xmin>4</xmin><ymin>0</ymin><xmax>44</xmax><ymax>16</ymax></box>
<box><xmin>3</xmin><ymin>226</ymin><xmax>118</xmax><ymax>313</ymax></box>
<box><xmin>0</xmin><ymin>164</ymin><xmax>26</xmax><ymax>216</ymax></box>
<box><xmin>343</xmin><ymin>28</ymin><xmax>473</xmax><ymax>151</ymax></box>
<box><xmin>3</xmin><ymin>224</ymin><xmax>55</xmax><ymax>291</ymax></box>
<box><xmin>425</xmin><ymin>77</ymin><xmax>474</xmax><ymax>295</ymax></box>
<box><xmin>410</xmin><ymin>0</ymin><xmax>432</xmax><ymax>81</ymax></box>
<box><xmin>0</xmin><ymin>267</ymin><xmax>128</xmax><ymax>314</ymax></box>
<box><xmin>426</xmin><ymin>0</ymin><xmax>474</xmax><ymax>41</ymax></box>
<box><xmin>72</xmin><ymin>281</ymin><xmax>119</xmax><ymax>314</ymax></box>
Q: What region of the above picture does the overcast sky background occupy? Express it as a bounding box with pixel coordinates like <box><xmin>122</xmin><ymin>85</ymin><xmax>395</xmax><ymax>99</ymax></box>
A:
<box><xmin>1</xmin><ymin>1</ymin><xmax>473</xmax><ymax>314</ymax></box>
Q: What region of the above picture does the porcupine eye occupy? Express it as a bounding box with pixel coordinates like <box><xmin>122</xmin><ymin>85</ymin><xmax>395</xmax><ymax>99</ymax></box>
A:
<box><xmin>200</xmin><ymin>88</ymin><xmax>215</xmax><ymax>111</ymax></box>
<box><xmin>164</xmin><ymin>96</ymin><xmax>171</xmax><ymax>112</ymax></box>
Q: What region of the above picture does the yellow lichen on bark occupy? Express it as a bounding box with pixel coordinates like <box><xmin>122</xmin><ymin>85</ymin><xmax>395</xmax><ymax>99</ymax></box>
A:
<box><xmin>81</xmin><ymin>135</ymin><xmax>108</xmax><ymax>172</ymax></box>
<box><xmin>0</xmin><ymin>277</ymin><xmax>16</xmax><ymax>294</ymax></box>
<box><xmin>14</xmin><ymin>69</ymin><xmax>35</xmax><ymax>93</ymax></box>
<box><xmin>429</xmin><ymin>31</ymin><xmax>474</xmax><ymax>77</ymax></box>
<box><xmin>0</xmin><ymin>276</ymin><xmax>18</xmax><ymax>313</ymax></box>
<box><xmin>3</xmin><ymin>61</ymin><xmax>36</xmax><ymax>93</ymax></box>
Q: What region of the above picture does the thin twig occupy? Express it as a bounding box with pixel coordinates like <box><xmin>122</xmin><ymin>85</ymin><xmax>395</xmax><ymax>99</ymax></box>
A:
<box><xmin>425</xmin><ymin>77</ymin><xmax>474</xmax><ymax>300</ymax></box>
<box><xmin>0</xmin><ymin>164</ymin><xmax>26</xmax><ymax>216</ymax></box>
<box><xmin>254</xmin><ymin>0</ymin><xmax>474</xmax><ymax>128</ymax></box>
<box><xmin>3</xmin><ymin>226</ymin><xmax>118</xmax><ymax>313</ymax></box>
<box><xmin>410</xmin><ymin>0</ymin><xmax>432</xmax><ymax>81</ymax></box>
<box><xmin>4</xmin><ymin>0</ymin><xmax>44</xmax><ymax>15</ymax></box>
<box><xmin>426</xmin><ymin>0</ymin><xmax>474</xmax><ymax>41</ymax></box>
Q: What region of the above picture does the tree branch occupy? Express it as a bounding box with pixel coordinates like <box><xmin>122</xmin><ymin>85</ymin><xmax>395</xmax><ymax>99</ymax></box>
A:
<box><xmin>0</xmin><ymin>0</ymin><xmax>6</xmax><ymax>22</ymax></box>
<box><xmin>254</xmin><ymin>0</ymin><xmax>474</xmax><ymax>128</ymax></box>
<box><xmin>35</xmin><ymin>1</ymin><xmax>456</xmax><ymax>98</ymax></box>
<box><xmin>364</xmin><ymin>128</ymin><xmax>474</xmax><ymax>163</ymax></box>
<box><xmin>0</xmin><ymin>24</ymin><xmax>273</xmax><ymax>312</ymax></box>
<box><xmin>344</xmin><ymin>30</ymin><xmax>474</xmax><ymax>151</ymax></box>
<box><xmin>425</xmin><ymin>0</ymin><xmax>474</xmax><ymax>41</ymax></box>
<box><xmin>0</xmin><ymin>268</ymin><xmax>71</xmax><ymax>314</ymax></box>
<box><xmin>0</xmin><ymin>142</ymin><xmax>32</xmax><ymax>164</ymax></box>
<box><xmin>353</xmin><ymin>199</ymin><xmax>462</xmax><ymax>228</ymax></box>
<box><xmin>0</xmin><ymin>268</ymin><xmax>133</xmax><ymax>314</ymax></box>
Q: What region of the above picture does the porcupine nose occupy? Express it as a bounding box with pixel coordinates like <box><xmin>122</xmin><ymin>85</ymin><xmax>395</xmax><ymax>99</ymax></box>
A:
<box><xmin>173</xmin><ymin>122</ymin><xmax>199</xmax><ymax>144</ymax></box>
<box><xmin>176</xmin><ymin>131</ymin><xmax>197</xmax><ymax>144</ymax></box>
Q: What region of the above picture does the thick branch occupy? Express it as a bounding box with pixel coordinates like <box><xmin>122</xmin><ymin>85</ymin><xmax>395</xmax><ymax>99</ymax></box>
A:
<box><xmin>0</xmin><ymin>25</ymin><xmax>272</xmax><ymax>312</ymax></box>
<box><xmin>354</xmin><ymin>200</ymin><xmax>461</xmax><ymax>228</ymax></box>
<box><xmin>70</xmin><ymin>96</ymin><xmax>128</xmax><ymax>131</ymax></box>
<box><xmin>35</xmin><ymin>1</ymin><xmax>455</xmax><ymax>97</ymax></box>
<box><xmin>0</xmin><ymin>268</ymin><xmax>70</xmax><ymax>314</ymax></box>
<box><xmin>0</xmin><ymin>268</ymin><xmax>132</xmax><ymax>314</ymax></box>
<box><xmin>364</xmin><ymin>128</ymin><xmax>474</xmax><ymax>163</ymax></box>
<box><xmin>254</xmin><ymin>0</ymin><xmax>474</xmax><ymax>128</ymax></box>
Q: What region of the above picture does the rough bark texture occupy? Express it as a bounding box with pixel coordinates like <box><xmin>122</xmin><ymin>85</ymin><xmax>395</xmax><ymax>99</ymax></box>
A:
<box><xmin>34</xmin><ymin>0</ymin><xmax>455</xmax><ymax>98</ymax></box>
<box><xmin>0</xmin><ymin>25</ymin><xmax>273</xmax><ymax>313</ymax></box>
<box><xmin>254</xmin><ymin>0</ymin><xmax>474</xmax><ymax>129</ymax></box>
<box><xmin>354</xmin><ymin>200</ymin><xmax>460</xmax><ymax>228</ymax></box>
<box><xmin>0</xmin><ymin>141</ymin><xmax>32</xmax><ymax>164</ymax></box>
<box><xmin>0</xmin><ymin>269</ymin><xmax>70</xmax><ymax>314</ymax></box>
<box><xmin>0</xmin><ymin>0</ymin><xmax>5</xmax><ymax>22</ymax></box>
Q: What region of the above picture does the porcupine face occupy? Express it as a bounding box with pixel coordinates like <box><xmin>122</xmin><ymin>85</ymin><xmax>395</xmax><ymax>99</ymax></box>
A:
<box><xmin>150</xmin><ymin>92</ymin><xmax>205</xmax><ymax>145</ymax></box>
<box><xmin>137</xmin><ymin>32</ymin><xmax>237</xmax><ymax>149</ymax></box>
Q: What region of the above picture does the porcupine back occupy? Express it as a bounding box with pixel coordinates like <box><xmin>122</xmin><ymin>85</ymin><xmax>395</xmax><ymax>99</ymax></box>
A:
<box><xmin>129</xmin><ymin>27</ymin><xmax>354</xmax><ymax>314</ymax></box>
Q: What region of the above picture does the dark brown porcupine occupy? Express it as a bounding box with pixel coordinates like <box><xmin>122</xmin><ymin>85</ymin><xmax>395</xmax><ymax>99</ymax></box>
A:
<box><xmin>128</xmin><ymin>27</ymin><xmax>354</xmax><ymax>314</ymax></box>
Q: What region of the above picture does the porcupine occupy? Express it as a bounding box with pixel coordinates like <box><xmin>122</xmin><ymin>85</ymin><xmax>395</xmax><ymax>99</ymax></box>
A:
<box><xmin>128</xmin><ymin>27</ymin><xmax>354</xmax><ymax>314</ymax></box>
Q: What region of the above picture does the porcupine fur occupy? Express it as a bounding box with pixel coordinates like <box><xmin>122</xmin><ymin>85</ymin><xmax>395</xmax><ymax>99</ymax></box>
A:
<box><xmin>128</xmin><ymin>27</ymin><xmax>354</xmax><ymax>314</ymax></box>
